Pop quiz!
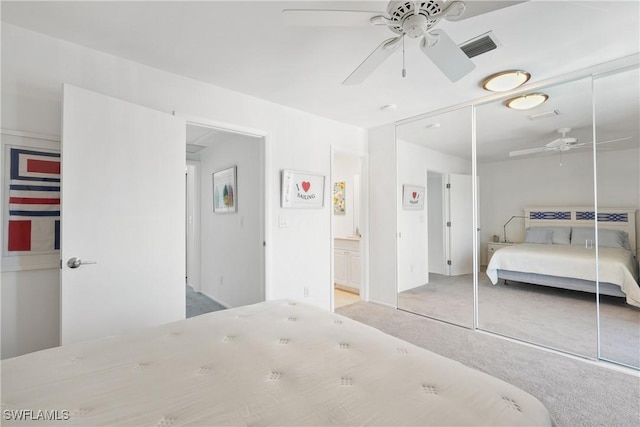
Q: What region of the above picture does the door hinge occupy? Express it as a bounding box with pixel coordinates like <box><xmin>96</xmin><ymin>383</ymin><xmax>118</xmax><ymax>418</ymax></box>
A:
<box><xmin>263</xmin><ymin>241</ymin><xmax>266</xmax><ymax>247</ymax></box>
<box><xmin>59</xmin><ymin>259</ymin><xmax>63</xmax><ymax>269</ymax></box>
<box><xmin>446</xmin><ymin>221</ymin><xmax>451</xmax><ymax>227</ymax></box>
<box><xmin>447</xmin><ymin>260</ymin><xmax>452</xmax><ymax>265</ymax></box>
<box><xmin>446</xmin><ymin>183</ymin><xmax>451</xmax><ymax>189</ymax></box>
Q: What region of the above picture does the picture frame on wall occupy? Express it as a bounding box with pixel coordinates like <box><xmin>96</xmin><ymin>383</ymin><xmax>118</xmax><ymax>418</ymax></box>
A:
<box><xmin>333</xmin><ymin>181</ymin><xmax>345</xmax><ymax>215</ymax></box>
<box><xmin>2</xmin><ymin>130</ymin><xmax>61</xmax><ymax>272</ymax></box>
<box><xmin>403</xmin><ymin>185</ymin><xmax>425</xmax><ymax>210</ymax></box>
<box><xmin>281</xmin><ymin>169</ymin><xmax>325</xmax><ymax>208</ymax></box>
<box><xmin>213</xmin><ymin>166</ymin><xmax>237</xmax><ymax>213</ymax></box>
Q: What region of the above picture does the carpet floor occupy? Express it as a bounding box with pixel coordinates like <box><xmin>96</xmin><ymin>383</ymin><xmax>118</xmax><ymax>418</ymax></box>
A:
<box><xmin>337</xmin><ymin>301</ymin><xmax>640</xmax><ymax>427</ymax></box>
<box><xmin>186</xmin><ymin>285</ymin><xmax>226</xmax><ymax>318</ymax></box>
<box><xmin>398</xmin><ymin>272</ymin><xmax>640</xmax><ymax>367</ymax></box>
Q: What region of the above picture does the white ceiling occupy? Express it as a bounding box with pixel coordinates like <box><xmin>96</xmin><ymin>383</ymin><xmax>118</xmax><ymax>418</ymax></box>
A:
<box><xmin>2</xmin><ymin>0</ymin><xmax>639</xmax><ymax>161</ymax></box>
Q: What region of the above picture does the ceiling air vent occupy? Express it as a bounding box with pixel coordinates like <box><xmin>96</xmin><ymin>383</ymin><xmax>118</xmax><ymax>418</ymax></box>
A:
<box><xmin>460</xmin><ymin>31</ymin><xmax>500</xmax><ymax>59</ymax></box>
<box><xmin>529</xmin><ymin>110</ymin><xmax>560</xmax><ymax>120</ymax></box>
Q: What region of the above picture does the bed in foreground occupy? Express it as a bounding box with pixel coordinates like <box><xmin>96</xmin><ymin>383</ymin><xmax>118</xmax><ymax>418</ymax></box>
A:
<box><xmin>1</xmin><ymin>300</ymin><xmax>553</xmax><ymax>426</ymax></box>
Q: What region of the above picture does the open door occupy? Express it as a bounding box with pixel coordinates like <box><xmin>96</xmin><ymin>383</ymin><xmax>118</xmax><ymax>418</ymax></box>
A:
<box><xmin>60</xmin><ymin>84</ymin><xmax>186</xmax><ymax>345</ymax></box>
<box><xmin>447</xmin><ymin>173</ymin><xmax>474</xmax><ymax>276</ymax></box>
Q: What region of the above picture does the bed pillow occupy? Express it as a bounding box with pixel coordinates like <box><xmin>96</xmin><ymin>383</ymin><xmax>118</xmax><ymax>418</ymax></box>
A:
<box><xmin>524</xmin><ymin>228</ymin><xmax>553</xmax><ymax>244</ymax></box>
<box><xmin>526</xmin><ymin>226</ymin><xmax>571</xmax><ymax>245</ymax></box>
<box><xmin>570</xmin><ymin>227</ymin><xmax>631</xmax><ymax>249</ymax></box>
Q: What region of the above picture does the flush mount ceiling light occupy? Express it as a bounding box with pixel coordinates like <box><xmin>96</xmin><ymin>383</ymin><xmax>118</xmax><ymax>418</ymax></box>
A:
<box><xmin>505</xmin><ymin>93</ymin><xmax>549</xmax><ymax>110</ymax></box>
<box><xmin>481</xmin><ymin>70</ymin><xmax>531</xmax><ymax>92</ymax></box>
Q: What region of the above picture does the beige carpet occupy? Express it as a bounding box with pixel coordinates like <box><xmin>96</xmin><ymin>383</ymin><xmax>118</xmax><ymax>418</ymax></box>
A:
<box><xmin>337</xmin><ymin>301</ymin><xmax>640</xmax><ymax>427</ymax></box>
<box><xmin>398</xmin><ymin>272</ymin><xmax>640</xmax><ymax>367</ymax></box>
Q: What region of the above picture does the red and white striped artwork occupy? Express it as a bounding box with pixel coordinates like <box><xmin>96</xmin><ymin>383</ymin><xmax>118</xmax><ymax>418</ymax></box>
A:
<box><xmin>6</xmin><ymin>147</ymin><xmax>61</xmax><ymax>253</ymax></box>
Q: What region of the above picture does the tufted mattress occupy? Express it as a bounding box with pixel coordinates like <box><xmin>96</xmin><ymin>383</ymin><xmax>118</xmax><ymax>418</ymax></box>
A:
<box><xmin>1</xmin><ymin>300</ymin><xmax>553</xmax><ymax>426</ymax></box>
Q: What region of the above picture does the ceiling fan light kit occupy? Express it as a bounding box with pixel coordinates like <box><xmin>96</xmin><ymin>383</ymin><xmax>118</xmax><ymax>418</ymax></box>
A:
<box><xmin>505</xmin><ymin>93</ymin><xmax>549</xmax><ymax>110</ymax></box>
<box><xmin>482</xmin><ymin>70</ymin><xmax>531</xmax><ymax>91</ymax></box>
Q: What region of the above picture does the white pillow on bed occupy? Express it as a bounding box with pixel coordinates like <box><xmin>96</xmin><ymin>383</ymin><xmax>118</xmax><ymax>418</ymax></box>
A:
<box><xmin>524</xmin><ymin>228</ymin><xmax>553</xmax><ymax>244</ymax></box>
<box><xmin>526</xmin><ymin>226</ymin><xmax>571</xmax><ymax>244</ymax></box>
<box><xmin>570</xmin><ymin>227</ymin><xmax>631</xmax><ymax>249</ymax></box>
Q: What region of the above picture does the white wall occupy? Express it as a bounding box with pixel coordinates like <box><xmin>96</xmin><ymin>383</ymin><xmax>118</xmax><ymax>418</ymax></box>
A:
<box><xmin>396</xmin><ymin>140</ymin><xmax>471</xmax><ymax>292</ymax></box>
<box><xmin>332</xmin><ymin>153</ymin><xmax>362</xmax><ymax>238</ymax></box>
<box><xmin>478</xmin><ymin>147</ymin><xmax>640</xmax><ymax>264</ymax></box>
<box><xmin>199</xmin><ymin>135</ymin><xmax>263</xmax><ymax>308</ymax></box>
<box><xmin>368</xmin><ymin>124</ymin><xmax>397</xmax><ymax>307</ymax></box>
<box><xmin>1</xmin><ymin>24</ymin><xmax>366</xmax><ymax>358</ymax></box>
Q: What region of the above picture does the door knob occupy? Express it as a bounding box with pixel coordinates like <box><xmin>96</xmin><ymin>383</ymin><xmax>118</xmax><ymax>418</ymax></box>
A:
<box><xmin>67</xmin><ymin>257</ymin><xmax>97</xmax><ymax>269</ymax></box>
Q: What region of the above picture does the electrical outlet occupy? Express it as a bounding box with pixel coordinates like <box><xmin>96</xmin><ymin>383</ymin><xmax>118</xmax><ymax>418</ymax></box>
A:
<box><xmin>219</xmin><ymin>276</ymin><xmax>224</xmax><ymax>285</ymax></box>
<box><xmin>304</xmin><ymin>287</ymin><xmax>310</xmax><ymax>298</ymax></box>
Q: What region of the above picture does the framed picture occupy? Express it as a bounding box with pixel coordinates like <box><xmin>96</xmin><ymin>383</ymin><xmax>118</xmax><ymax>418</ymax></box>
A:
<box><xmin>213</xmin><ymin>166</ymin><xmax>237</xmax><ymax>213</ymax></box>
<box><xmin>403</xmin><ymin>185</ymin><xmax>425</xmax><ymax>210</ymax></box>
<box><xmin>333</xmin><ymin>181</ymin><xmax>345</xmax><ymax>215</ymax></box>
<box><xmin>2</xmin><ymin>130</ymin><xmax>61</xmax><ymax>272</ymax></box>
<box><xmin>281</xmin><ymin>169</ymin><xmax>325</xmax><ymax>209</ymax></box>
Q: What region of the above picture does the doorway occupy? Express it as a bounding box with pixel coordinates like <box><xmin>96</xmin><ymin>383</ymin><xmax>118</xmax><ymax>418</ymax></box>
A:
<box><xmin>332</xmin><ymin>151</ymin><xmax>366</xmax><ymax>309</ymax></box>
<box><xmin>185</xmin><ymin>123</ymin><xmax>265</xmax><ymax>312</ymax></box>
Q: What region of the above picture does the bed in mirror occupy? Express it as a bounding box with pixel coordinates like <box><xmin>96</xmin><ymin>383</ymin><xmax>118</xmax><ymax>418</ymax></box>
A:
<box><xmin>395</xmin><ymin>106</ymin><xmax>475</xmax><ymax>328</ymax></box>
<box><xmin>476</xmin><ymin>76</ymin><xmax>599</xmax><ymax>359</ymax></box>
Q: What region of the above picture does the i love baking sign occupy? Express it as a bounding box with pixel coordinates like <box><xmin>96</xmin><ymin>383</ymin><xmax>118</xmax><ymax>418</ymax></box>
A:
<box><xmin>281</xmin><ymin>170</ymin><xmax>325</xmax><ymax>208</ymax></box>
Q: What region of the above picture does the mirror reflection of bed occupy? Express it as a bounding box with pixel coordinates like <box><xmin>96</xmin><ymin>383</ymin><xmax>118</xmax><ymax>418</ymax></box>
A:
<box><xmin>477</xmin><ymin>68</ymin><xmax>640</xmax><ymax>368</ymax></box>
<box><xmin>482</xmin><ymin>208</ymin><xmax>639</xmax><ymax>366</ymax></box>
<box><xmin>395</xmin><ymin>65</ymin><xmax>639</xmax><ymax>370</ymax></box>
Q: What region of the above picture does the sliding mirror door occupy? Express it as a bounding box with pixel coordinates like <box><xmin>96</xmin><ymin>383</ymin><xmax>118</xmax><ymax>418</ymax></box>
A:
<box><xmin>594</xmin><ymin>66</ymin><xmax>640</xmax><ymax>368</ymax></box>
<box><xmin>476</xmin><ymin>77</ymin><xmax>598</xmax><ymax>358</ymax></box>
<box><xmin>396</xmin><ymin>106</ymin><xmax>475</xmax><ymax>328</ymax></box>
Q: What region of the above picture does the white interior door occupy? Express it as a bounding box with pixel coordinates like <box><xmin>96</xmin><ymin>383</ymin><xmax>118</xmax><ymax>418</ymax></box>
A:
<box><xmin>448</xmin><ymin>173</ymin><xmax>474</xmax><ymax>276</ymax></box>
<box><xmin>61</xmin><ymin>84</ymin><xmax>186</xmax><ymax>345</ymax></box>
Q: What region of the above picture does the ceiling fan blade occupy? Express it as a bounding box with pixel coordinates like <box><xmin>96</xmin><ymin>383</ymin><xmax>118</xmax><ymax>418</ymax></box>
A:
<box><xmin>342</xmin><ymin>37</ymin><xmax>401</xmax><ymax>85</ymax></box>
<box><xmin>282</xmin><ymin>9</ymin><xmax>384</xmax><ymax>26</ymax></box>
<box><xmin>420</xmin><ymin>30</ymin><xmax>475</xmax><ymax>82</ymax></box>
<box><xmin>509</xmin><ymin>147</ymin><xmax>551</xmax><ymax>157</ymax></box>
<box><xmin>445</xmin><ymin>1</ymin><xmax>527</xmax><ymax>22</ymax></box>
<box><xmin>565</xmin><ymin>136</ymin><xmax>632</xmax><ymax>149</ymax></box>
<box><xmin>595</xmin><ymin>136</ymin><xmax>632</xmax><ymax>145</ymax></box>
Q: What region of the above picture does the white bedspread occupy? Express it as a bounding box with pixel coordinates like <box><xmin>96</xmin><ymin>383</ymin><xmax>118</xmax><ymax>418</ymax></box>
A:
<box><xmin>486</xmin><ymin>243</ymin><xmax>640</xmax><ymax>307</ymax></box>
<box><xmin>1</xmin><ymin>300</ymin><xmax>553</xmax><ymax>426</ymax></box>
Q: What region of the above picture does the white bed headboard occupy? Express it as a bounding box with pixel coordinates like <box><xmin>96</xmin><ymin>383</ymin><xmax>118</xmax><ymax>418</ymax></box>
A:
<box><xmin>524</xmin><ymin>207</ymin><xmax>637</xmax><ymax>257</ymax></box>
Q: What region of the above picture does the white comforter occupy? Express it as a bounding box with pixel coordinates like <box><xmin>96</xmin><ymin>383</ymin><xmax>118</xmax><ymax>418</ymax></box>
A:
<box><xmin>487</xmin><ymin>243</ymin><xmax>640</xmax><ymax>307</ymax></box>
<box><xmin>1</xmin><ymin>300</ymin><xmax>553</xmax><ymax>426</ymax></box>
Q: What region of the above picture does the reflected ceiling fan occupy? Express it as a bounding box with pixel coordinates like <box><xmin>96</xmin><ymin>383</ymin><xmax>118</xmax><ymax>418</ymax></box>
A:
<box><xmin>282</xmin><ymin>1</ymin><xmax>525</xmax><ymax>84</ymax></box>
<box><xmin>509</xmin><ymin>127</ymin><xmax>631</xmax><ymax>157</ymax></box>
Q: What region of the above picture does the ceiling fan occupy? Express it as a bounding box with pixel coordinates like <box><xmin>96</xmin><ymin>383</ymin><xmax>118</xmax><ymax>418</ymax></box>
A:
<box><xmin>282</xmin><ymin>1</ymin><xmax>525</xmax><ymax>84</ymax></box>
<box><xmin>508</xmin><ymin>127</ymin><xmax>632</xmax><ymax>157</ymax></box>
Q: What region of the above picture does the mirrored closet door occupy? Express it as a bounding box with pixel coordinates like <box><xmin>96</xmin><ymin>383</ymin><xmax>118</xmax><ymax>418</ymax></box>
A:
<box><xmin>476</xmin><ymin>77</ymin><xmax>598</xmax><ymax>359</ymax></box>
<box><xmin>594</xmin><ymin>66</ymin><xmax>640</xmax><ymax>368</ymax></box>
<box><xmin>396</xmin><ymin>106</ymin><xmax>475</xmax><ymax>328</ymax></box>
